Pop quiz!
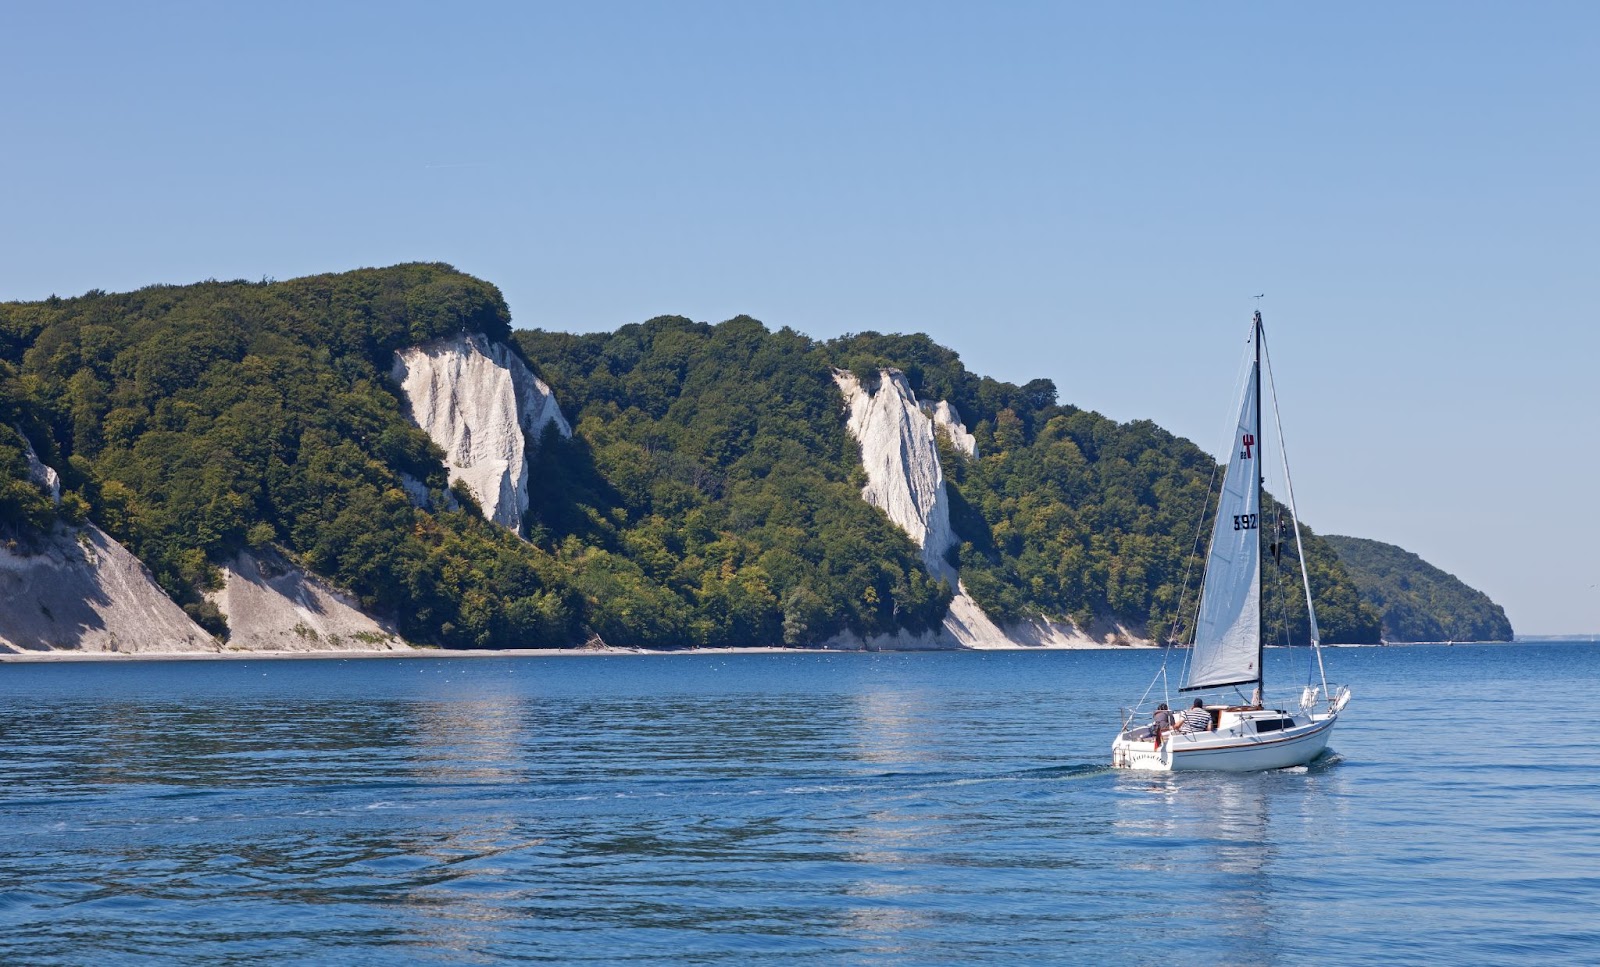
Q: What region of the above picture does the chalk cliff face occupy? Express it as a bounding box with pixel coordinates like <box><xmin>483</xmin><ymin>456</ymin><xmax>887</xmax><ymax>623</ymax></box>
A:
<box><xmin>833</xmin><ymin>370</ymin><xmax>1145</xmax><ymax>648</ymax></box>
<box><xmin>0</xmin><ymin>433</ymin><xmax>214</xmax><ymax>655</ymax></box>
<box><xmin>833</xmin><ymin>369</ymin><xmax>1014</xmax><ymax>647</ymax></box>
<box><xmin>929</xmin><ymin>400</ymin><xmax>977</xmax><ymax>459</ymax></box>
<box><xmin>0</xmin><ymin>524</ymin><xmax>215</xmax><ymax>654</ymax></box>
<box><xmin>837</xmin><ymin>369</ymin><xmax>956</xmax><ymax>577</ymax></box>
<box><xmin>208</xmin><ymin>548</ymin><xmax>406</xmax><ymax>652</ymax></box>
<box><xmin>392</xmin><ymin>333</ymin><xmax>570</xmax><ymax>533</ymax></box>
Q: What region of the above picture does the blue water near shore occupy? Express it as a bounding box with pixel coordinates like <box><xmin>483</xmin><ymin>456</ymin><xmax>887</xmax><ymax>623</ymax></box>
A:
<box><xmin>2</xmin><ymin>643</ymin><xmax>1597</xmax><ymax>965</ymax></box>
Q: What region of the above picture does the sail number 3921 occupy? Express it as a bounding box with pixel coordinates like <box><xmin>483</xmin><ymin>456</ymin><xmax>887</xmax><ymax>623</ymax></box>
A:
<box><xmin>1232</xmin><ymin>513</ymin><xmax>1258</xmax><ymax>531</ymax></box>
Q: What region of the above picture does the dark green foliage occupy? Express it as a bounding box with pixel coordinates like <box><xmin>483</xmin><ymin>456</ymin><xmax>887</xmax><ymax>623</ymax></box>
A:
<box><xmin>516</xmin><ymin>316</ymin><xmax>951</xmax><ymax>648</ymax></box>
<box><xmin>1256</xmin><ymin>500</ymin><xmax>1384</xmax><ymax>646</ymax></box>
<box><xmin>0</xmin><ymin>264</ymin><xmax>578</xmax><ymax>648</ymax></box>
<box><xmin>0</xmin><ymin>264</ymin><xmax>1448</xmax><ymax>651</ymax></box>
<box><xmin>1323</xmin><ymin>535</ymin><xmax>1513</xmax><ymax>642</ymax></box>
<box><xmin>0</xmin><ymin>423</ymin><xmax>57</xmax><ymax>535</ymax></box>
<box><xmin>0</xmin><ymin>357</ymin><xmax>66</xmax><ymax>536</ymax></box>
<box><xmin>828</xmin><ymin>331</ymin><xmax>1057</xmax><ymax>437</ymax></box>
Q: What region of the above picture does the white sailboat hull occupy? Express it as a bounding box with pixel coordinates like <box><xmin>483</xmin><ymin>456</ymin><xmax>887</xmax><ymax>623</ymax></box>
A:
<box><xmin>1111</xmin><ymin>712</ymin><xmax>1337</xmax><ymax>772</ymax></box>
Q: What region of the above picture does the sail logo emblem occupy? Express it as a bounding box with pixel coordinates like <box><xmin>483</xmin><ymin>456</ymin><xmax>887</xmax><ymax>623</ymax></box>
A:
<box><xmin>1240</xmin><ymin>433</ymin><xmax>1255</xmax><ymax>460</ymax></box>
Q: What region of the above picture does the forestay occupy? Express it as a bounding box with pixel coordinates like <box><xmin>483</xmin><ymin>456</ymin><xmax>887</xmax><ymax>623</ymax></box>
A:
<box><xmin>1185</xmin><ymin>353</ymin><xmax>1261</xmax><ymax>691</ymax></box>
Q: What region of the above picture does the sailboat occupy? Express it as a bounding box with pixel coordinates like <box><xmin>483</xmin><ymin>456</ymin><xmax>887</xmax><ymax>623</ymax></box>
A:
<box><xmin>1111</xmin><ymin>311</ymin><xmax>1350</xmax><ymax>772</ymax></box>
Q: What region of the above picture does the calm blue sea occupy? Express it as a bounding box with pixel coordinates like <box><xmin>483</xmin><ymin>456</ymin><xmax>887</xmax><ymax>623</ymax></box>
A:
<box><xmin>1</xmin><ymin>643</ymin><xmax>1597</xmax><ymax>965</ymax></box>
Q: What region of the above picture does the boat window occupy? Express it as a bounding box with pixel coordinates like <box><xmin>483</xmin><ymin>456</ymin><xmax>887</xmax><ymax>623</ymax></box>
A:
<box><xmin>1253</xmin><ymin>718</ymin><xmax>1293</xmax><ymax>733</ymax></box>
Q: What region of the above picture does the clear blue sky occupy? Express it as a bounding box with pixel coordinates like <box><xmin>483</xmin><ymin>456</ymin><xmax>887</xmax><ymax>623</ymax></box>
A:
<box><xmin>3</xmin><ymin>2</ymin><xmax>1596</xmax><ymax>634</ymax></box>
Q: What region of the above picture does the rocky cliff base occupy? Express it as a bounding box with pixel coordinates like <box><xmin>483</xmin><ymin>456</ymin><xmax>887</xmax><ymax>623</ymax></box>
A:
<box><xmin>0</xmin><ymin>524</ymin><xmax>215</xmax><ymax>654</ymax></box>
<box><xmin>208</xmin><ymin>548</ymin><xmax>407</xmax><ymax>652</ymax></box>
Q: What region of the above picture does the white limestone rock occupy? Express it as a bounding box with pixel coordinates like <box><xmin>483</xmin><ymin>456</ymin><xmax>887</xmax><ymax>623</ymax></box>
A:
<box><xmin>0</xmin><ymin>524</ymin><xmax>214</xmax><ymax>654</ymax></box>
<box><xmin>392</xmin><ymin>333</ymin><xmax>570</xmax><ymax>532</ymax></box>
<box><xmin>942</xmin><ymin>579</ymin><xmax>1012</xmax><ymax>647</ymax></box>
<box><xmin>836</xmin><ymin>369</ymin><xmax>957</xmax><ymax>577</ymax></box>
<box><xmin>928</xmin><ymin>400</ymin><xmax>977</xmax><ymax>459</ymax></box>
<box><xmin>1000</xmin><ymin>615</ymin><xmax>1147</xmax><ymax>647</ymax></box>
<box><xmin>397</xmin><ymin>472</ymin><xmax>432</xmax><ymax>508</ymax></box>
<box><xmin>208</xmin><ymin>548</ymin><xmax>407</xmax><ymax>652</ymax></box>
<box><xmin>833</xmin><ymin>368</ymin><xmax>1008</xmax><ymax>646</ymax></box>
<box><xmin>831</xmin><ymin>368</ymin><xmax>1151</xmax><ymax>650</ymax></box>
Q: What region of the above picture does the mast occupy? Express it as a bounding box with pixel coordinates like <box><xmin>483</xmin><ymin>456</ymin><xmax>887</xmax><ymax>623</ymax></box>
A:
<box><xmin>1253</xmin><ymin>310</ymin><xmax>1264</xmax><ymax>696</ymax></box>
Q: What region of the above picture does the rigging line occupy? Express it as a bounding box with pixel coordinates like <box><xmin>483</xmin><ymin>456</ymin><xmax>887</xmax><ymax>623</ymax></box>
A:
<box><xmin>1131</xmin><ymin>652</ymin><xmax>1176</xmax><ymax>715</ymax></box>
<box><xmin>1170</xmin><ymin>459</ymin><xmax>1217</xmax><ymax>693</ymax></box>
<box><xmin>1268</xmin><ymin>499</ymin><xmax>1296</xmax><ymax>679</ymax></box>
<box><xmin>1275</xmin><ymin>506</ymin><xmax>1317</xmax><ymax>686</ymax></box>
<box><xmin>1306</xmin><ymin>583</ymin><xmax>1319</xmax><ymax>684</ymax></box>
<box><xmin>1260</xmin><ymin>326</ymin><xmax>1330</xmax><ymax>696</ymax></box>
<box><xmin>1132</xmin><ymin>661</ymin><xmax>1165</xmax><ymax>713</ymax></box>
<box><xmin>1264</xmin><ymin>445</ymin><xmax>1317</xmax><ymax>686</ymax></box>
<box><xmin>1169</xmin><ymin>456</ymin><xmax>1219</xmax><ymax>652</ymax></box>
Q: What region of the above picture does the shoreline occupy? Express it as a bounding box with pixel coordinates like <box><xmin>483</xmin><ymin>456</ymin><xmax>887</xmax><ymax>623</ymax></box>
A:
<box><xmin>0</xmin><ymin>639</ymin><xmax>1556</xmax><ymax>664</ymax></box>
<box><xmin>0</xmin><ymin>642</ymin><xmax>1161</xmax><ymax>663</ymax></box>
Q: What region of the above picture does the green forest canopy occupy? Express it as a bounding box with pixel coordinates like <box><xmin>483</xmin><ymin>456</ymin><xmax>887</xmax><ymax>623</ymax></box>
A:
<box><xmin>1323</xmin><ymin>535</ymin><xmax>1513</xmax><ymax>642</ymax></box>
<box><xmin>0</xmin><ymin>265</ymin><xmax>1461</xmax><ymax>648</ymax></box>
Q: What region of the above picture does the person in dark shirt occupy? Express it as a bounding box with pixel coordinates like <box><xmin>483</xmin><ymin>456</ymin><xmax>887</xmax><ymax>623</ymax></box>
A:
<box><xmin>1178</xmin><ymin>698</ymin><xmax>1214</xmax><ymax>733</ymax></box>
<box><xmin>1151</xmin><ymin>703</ymin><xmax>1177</xmax><ymax>747</ymax></box>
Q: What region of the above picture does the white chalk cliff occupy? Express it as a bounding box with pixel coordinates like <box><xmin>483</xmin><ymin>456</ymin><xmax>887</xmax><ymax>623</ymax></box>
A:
<box><xmin>833</xmin><ymin>369</ymin><xmax>1013</xmax><ymax>647</ymax></box>
<box><xmin>392</xmin><ymin>333</ymin><xmax>570</xmax><ymax>533</ymax></box>
<box><xmin>0</xmin><ymin>433</ymin><xmax>212</xmax><ymax>654</ymax></box>
<box><xmin>928</xmin><ymin>400</ymin><xmax>977</xmax><ymax>459</ymax></box>
<box><xmin>835</xmin><ymin>370</ymin><xmax>1148</xmax><ymax>651</ymax></box>
<box><xmin>838</xmin><ymin>369</ymin><xmax>956</xmax><ymax>577</ymax></box>
<box><xmin>208</xmin><ymin>548</ymin><xmax>407</xmax><ymax>652</ymax></box>
<box><xmin>0</xmin><ymin>523</ymin><xmax>215</xmax><ymax>654</ymax></box>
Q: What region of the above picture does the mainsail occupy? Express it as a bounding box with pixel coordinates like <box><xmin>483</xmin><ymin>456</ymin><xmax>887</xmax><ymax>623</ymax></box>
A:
<box><xmin>1184</xmin><ymin>334</ymin><xmax>1262</xmax><ymax>691</ymax></box>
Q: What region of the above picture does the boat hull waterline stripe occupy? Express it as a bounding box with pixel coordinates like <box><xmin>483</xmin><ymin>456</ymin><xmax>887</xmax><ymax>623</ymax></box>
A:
<box><xmin>1113</xmin><ymin>716</ymin><xmax>1336</xmax><ymax>772</ymax></box>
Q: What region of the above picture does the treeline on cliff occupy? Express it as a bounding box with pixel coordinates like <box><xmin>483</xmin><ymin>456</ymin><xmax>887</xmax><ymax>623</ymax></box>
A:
<box><xmin>0</xmin><ymin>267</ymin><xmax>948</xmax><ymax>648</ymax></box>
<box><xmin>0</xmin><ymin>264</ymin><xmax>583</xmax><ymax>647</ymax></box>
<box><xmin>1323</xmin><ymin>535</ymin><xmax>1513</xmax><ymax>642</ymax></box>
<box><xmin>514</xmin><ymin>317</ymin><xmax>951</xmax><ymax>647</ymax></box>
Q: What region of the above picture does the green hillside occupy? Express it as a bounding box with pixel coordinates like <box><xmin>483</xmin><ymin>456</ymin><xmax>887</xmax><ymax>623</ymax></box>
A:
<box><xmin>513</xmin><ymin>317</ymin><xmax>951</xmax><ymax>647</ymax></box>
<box><xmin>1323</xmin><ymin>535</ymin><xmax>1513</xmax><ymax>642</ymax></box>
<box><xmin>0</xmin><ymin>264</ymin><xmax>584</xmax><ymax>648</ymax></box>
<box><xmin>0</xmin><ymin>264</ymin><xmax>1397</xmax><ymax>648</ymax></box>
<box><xmin>0</xmin><ymin>268</ymin><xmax>944</xmax><ymax>648</ymax></box>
